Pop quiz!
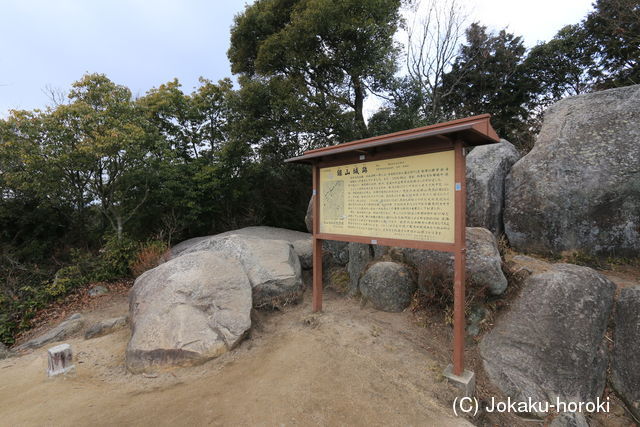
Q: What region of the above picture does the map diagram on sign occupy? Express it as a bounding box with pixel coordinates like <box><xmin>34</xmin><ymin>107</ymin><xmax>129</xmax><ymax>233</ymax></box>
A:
<box><xmin>322</xmin><ymin>181</ymin><xmax>344</xmax><ymax>221</ymax></box>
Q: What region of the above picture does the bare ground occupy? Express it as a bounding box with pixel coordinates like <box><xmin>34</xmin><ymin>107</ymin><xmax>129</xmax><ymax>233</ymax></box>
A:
<box><xmin>0</xmin><ymin>287</ymin><xmax>475</xmax><ymax>427</ymax></box>
<box><xmin>1</xmin><ymin>263</ymin><xmax>636</xmax><ymax>427</ymax></box>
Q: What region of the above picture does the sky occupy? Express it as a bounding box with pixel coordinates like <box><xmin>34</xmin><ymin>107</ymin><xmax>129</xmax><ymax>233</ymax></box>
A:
<box><xmin>0</xmin><ymin>0</ymin><xmax>595</xmax><ymax>117</ymax></box>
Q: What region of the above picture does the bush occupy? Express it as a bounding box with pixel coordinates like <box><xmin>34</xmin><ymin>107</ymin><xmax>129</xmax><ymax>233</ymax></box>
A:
<box><xmin>130</xmin><ymin>240</ymin><xmax>170</xmax><ymax>277</ymax></box>
<box><xmin>411</xmin><ymin>261</ymin><xmax>489</xmax><ymax>326</ymax></box>
<box><xmin>0</xmin><ymin>234</ymin><xmax>142</xmax><ymax>345</ymax></box>
<box><xmin>92</xmin><ymin>234</ymin><xmax>138</xmax><ymax>281</ymax></box>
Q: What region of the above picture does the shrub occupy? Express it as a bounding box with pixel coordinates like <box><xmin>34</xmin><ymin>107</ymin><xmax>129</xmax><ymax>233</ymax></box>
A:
<box><xmin>92</xmin><ymin>234</ymin><xmax>138</xmax><ymax>281</ymax></box>
<box><xmin>412</xmin><ymin>261</ymin><xmax>489</xmax><ymax>326</ymax></box>
<box><xmin>130</xmin><ymin>240</ymin><xmax>170</xmax><ymax>277</ymax></box>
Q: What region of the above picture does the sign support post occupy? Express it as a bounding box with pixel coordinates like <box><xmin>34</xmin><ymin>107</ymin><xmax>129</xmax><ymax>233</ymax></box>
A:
<box><xmin>453</xmin><ymin>140</ymin><xmax>467</xmax><ymax>376</ymax></box>
<box><xmin>312</xmin><ymin>164</ymin><xmax>323</xmax><ymax>312</ymax></box>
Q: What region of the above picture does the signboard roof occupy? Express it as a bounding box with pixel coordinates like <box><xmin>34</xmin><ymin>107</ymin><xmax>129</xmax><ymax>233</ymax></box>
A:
<box><xmin>286</xmin><ymin>114</ymin><xmax>499</xmax><ymax>164</ymax></box>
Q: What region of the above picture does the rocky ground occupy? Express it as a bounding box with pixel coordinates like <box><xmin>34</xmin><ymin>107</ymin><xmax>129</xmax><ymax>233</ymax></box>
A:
<box><xmin>1</xmin><ymin>257</ymin><xmax>637</xmax><ymax>426</ymax></box>
<box><xmin>0</xmin><ymin>282</ymin><xmax>472</xmax><ymax>426</ymax></box>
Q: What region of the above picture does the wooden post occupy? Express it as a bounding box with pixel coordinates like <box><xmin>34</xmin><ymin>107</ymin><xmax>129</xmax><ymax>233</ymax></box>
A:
<box><xmin>312</xmin><ymin>163</ymin><xmax>323</xmax><ymax>312</ymax></box>
<box><xmin>453</xmin><ymin>140</ymin><xmax>467</xmax><ymax>376</ymax></box>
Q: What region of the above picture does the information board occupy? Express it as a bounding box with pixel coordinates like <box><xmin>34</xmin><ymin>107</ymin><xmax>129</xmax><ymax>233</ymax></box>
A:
<box><xmin>319</xmin><ymin>150</ymin><xmax>455</xmax><ymax>243</ymax></box>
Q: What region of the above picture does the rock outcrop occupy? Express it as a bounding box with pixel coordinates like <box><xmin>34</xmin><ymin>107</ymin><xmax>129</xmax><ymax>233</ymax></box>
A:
<box><xmin>0</xmin><ymin>342</ymin><xmax>10</xmax><ymax>359</ymax></box>
<box><xmin>611</xmin><ymin>286</ymin><xmax>640</xmax><ymax>420</ymax></box>
<box><xmin>480</xmin><ymin>264</ymin><xmax>616</xmax><ymax>417</ymax></box>
<box><xmin>15</xmin><ymin>313</ymin><xmax>84</xmax><ymax>351</ymax></box>
<box><xmin>180</xmin><ymin>234</ymin><xmax>303</xmax><ymax>308</ymax></box>
<box><xmin>505</xmin><ymin>84</ymin><xmax>640</xmax><ymax>257</ymax></box>
<box><xmin>346</xmin><ymin>242</ymin><xmax>372</xmax><ymax>295</ymax></box>
<box><xmin>171</xmin><ymin>225</ymin><xmax>350</xmax><ymax>273</ymax></box>
<box><xmin>466</xmin><ymin>139</ymin><xmax>521</xmax><ymax>235</ymax></box>
<box><xmin>292</xmin><ymin>239</ymin><xmax>312</xmax><ymax>270</ymax></box>
<box><xmin>171</xmin><ymin>226</ymin><xmax>310</xmax><ymax>258</ymax></box>
<box><xmin>84</xmin><ymin>316</ymin><xmax>128</xmax><ymax>340</ymax></box>
<box><xmin>359</xmin><ymin>262</ymin><xmax>416</xmax><ymax>312</ymax></box>
<box><xmin>378</xmin><ymin>227</ymin><xmax>507</xmax><ymax>295</ymax></box>
<box><xmin>126</xmin><ymin>251</ymin><xmax>252</xmax><ymax>373</ymax></box>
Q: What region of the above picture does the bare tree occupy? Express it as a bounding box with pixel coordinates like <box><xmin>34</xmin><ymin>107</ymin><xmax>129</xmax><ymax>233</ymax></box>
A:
<box><xmin>42</xmin><ymin>84</ymin><xmax>68</xmax><ymax>107</ymax></box>
<box><xmin>404</xmin><ymin>0</ymin><xmax>469</xmax><ymax>122</ymax></box>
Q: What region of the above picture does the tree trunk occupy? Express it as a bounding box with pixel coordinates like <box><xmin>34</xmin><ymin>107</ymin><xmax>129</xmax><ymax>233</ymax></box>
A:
<box><xmin>116</xmin><ymin>216</ymin><xmax>123</xmax><ymax>240</ymax></box>
<box><xmin>352</xmin><ymin>77</ymin><xmax>368</xmax><ymax>138</ymax></box>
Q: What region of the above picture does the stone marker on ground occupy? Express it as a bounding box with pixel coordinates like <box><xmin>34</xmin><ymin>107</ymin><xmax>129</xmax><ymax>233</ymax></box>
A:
<box><xmin>47</xmin><ymin>343</ymin><xmax>75</xmax><ymax>377</ymax></box>
<box><xmin>0</xmin><ymin>342</ymin><xmax>10</xmax><ymax>359</ymax></box>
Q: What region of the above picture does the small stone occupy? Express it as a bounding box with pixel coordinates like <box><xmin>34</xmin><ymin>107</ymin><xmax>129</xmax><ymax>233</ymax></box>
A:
<box><xmin>88</xmin><ymin>285</ymin><xmax>108</xmax><ymax>297</ymax></box>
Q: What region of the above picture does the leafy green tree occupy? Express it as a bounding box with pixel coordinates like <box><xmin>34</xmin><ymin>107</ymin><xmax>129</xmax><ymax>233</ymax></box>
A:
<box><xmin>368</xmin><ymin>76</ymin><xmax>428</xmax><ymax>135</ymax></box>
<box><xmin>228</xmin><ymin>0</ymin><xmax>402</xmax><ymax>139</ymax></box>
<box><xmin>441</xmin><ymin>23</ymin><xmax>533</xmax><ymax>147</ymax></box>
<box><xmin>525</xmin><ymin>24</ymin><xmax>599</xmax><ymax>104</ymax></box>
<box><xmin>585</xmin><ymin>0</ymin><xmax>640</xmax><ymax>87</ymax></box>
<box><xmin>58</xmin><ymin>74</ymin><xmax>158</xmax><ymax>239</ymax></box>
<box><xmin>140</xmin><ymin>78</ymin><xmax>233</xmax><ymax>161</ymax></box>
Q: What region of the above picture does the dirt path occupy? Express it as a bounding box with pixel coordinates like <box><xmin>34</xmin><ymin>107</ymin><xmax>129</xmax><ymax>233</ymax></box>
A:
<box><xmin>0</xmin><ymin>290</ymin><xmax>471</xmax><ymax>426</ymax></box>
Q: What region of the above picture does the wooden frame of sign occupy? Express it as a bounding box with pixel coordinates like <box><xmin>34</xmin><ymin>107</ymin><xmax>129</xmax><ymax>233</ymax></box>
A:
<box><xmin>286</xmin><ymin>114</ymin><xmax>499</xmax><ymax>376</ymax></box>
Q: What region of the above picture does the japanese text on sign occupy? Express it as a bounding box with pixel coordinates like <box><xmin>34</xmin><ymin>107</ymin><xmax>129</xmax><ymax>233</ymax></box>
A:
<box><xmin>319</xmin><ymin>151</ymin><xmax>455</xmax><ymax>243</ymax></box>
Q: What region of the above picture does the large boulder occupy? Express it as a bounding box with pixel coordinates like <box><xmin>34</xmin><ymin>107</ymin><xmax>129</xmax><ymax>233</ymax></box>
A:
<box><xmin>378</xmin><ymin>227</ymin><xmax>507</xmax><ymax>295</ymax></box>
<box><xmin>347</xmin><ymin>242</ymin><xmax>373</xmax><ymax>295</ymax></box>
<box><xmin>305</xmin><ymin>196</ymin><xmax>313</xmax><ymax>233</ymax></box>
<box><xmin>180</xmin><ymin>234</ymin><xmax>303</xmax><ymax>308</ymax></box>
<box><xmin>171</xmin><ymin>226</ymin><xmax>311</xmax><ymax>258</ymax></box>
<box><xmin>359</xmin><ymin>261</ymin><xmax>416</xmax><ymax>312</ymax></box>
<box><xmin>292</xmin><ymin>239</ymin><xmax>312</xmax><ymax>270</ymax></box>
<box><xmin>126</xmin><ymin>251</ymin><xmax>252</xmax><ymax>373</ymax></box>
<box><xmin>480</xmin><ymin>264</ymin><xmax>616</xmax><ymax>417</ymax></box>
<box><xmin>170</xmin><ymin>225</ymin><xmax>350</xmax><ymax>278</ymax></box>
<box><xmin>466</xmin><ymin>139</ymin><xmax>521</xmax><ymax>235</ymax></box>
<box><xmin>610</xmin><ymin>286</ymin><xmax>640</xmax><ymax>420</ymax></box>
<box><xmin>15</xmin><ymin>313</ymin><xmax>84</xmax><ymax>351</ymax></box>
<box><xmin>84</xmin><ymin>316</ymin><xmax>128</xmax><ymax>340</ymax></box>
<box><xmin>505</xmin><ymin>84</ymin><xmax>640</xmax><ymax>257</ymax></box>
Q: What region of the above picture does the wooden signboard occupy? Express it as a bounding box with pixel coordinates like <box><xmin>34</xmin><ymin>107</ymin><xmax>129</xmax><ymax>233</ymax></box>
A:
<box><xmin>286</xmin><ymin>114</ymin><xmax>499</xmax><ymax>377</ymax></box>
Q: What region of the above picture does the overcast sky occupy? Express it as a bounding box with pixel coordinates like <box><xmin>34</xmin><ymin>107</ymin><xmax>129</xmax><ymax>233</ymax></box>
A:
<box><xmin>1</xmin><ymin>0</ymin><xmax>594</xmax><ymax>117</ymax></box>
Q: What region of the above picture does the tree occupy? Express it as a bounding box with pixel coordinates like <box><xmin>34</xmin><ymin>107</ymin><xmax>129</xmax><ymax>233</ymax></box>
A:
<box><xmin>139</xmin><ymin>78</ymin><xmax>233</xmax><ymax>161</ymax></box>
<box><xmin>522</xmin><ymin>24</ymin><xmax>600</xmax><ymax>134</ymax></box>
<box><xmin>228</xmin><ymin>0</ymin><xmax>402</xmax><ymax>139</ymax></box>
<box><xmin>404</xmin><ymin>0</ymin><xmax>468</xmax><ymax>123</ymax></box>
<box><xmin>368</xmin><ymin>76</ymin><xmax>427</xmax><ymax>135</ymax></box>
<box><xmin>525</xmin><ymin>24</ymin><xmax>599</xmax><ymax>103</ymax></box>
<box><xmin>441</xmin><ymin>23</ymin><xmax>533</xmax><ymax>147</ymax></box>
<box><xmin>585</xmin><ymin>0</ymin><xmax>640</xmax><ymax>87</ymax></box>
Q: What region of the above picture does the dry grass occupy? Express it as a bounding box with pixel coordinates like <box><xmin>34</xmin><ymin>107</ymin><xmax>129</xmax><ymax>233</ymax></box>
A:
<box><xmin>130</xmin><ymin>241</ymin><xmax>170</xmax><ymax>278</ymax></box>
<box><xmin>411</xmin><ymin>261</ymin><xmax>490</xmax><ymax>327</ymax></box>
